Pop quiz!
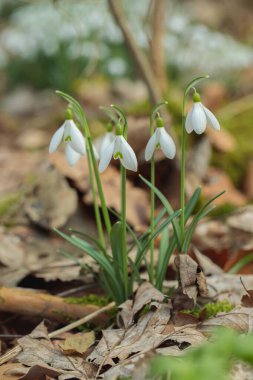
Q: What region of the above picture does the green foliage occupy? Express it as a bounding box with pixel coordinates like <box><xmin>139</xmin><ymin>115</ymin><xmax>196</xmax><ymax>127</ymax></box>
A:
<box><xmin>150</xmin><ymin>329</ymin><xmax>253</xmax><ymax>380</ymax></box>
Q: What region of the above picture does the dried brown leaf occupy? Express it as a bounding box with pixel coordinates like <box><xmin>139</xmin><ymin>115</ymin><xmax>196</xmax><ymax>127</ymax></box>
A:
<box><xmin>16</xmin><ymin>323</ymin><xmax>97</xmax><ymax>379</ymax></box>
<box><xmin>59</xmin><ymin>331</ymin><xmax>95</xmax><ymax>355</ymax></box>
<box><xmin>172</xmin><ymin>255</ymin><xmax>208</xmax><ymax>310</ymax></box>
<box><xmin>25</xmin><ymin>164</ymin><xmax>78</xmax><ymax>229</ymax></box>
<box><xmin>198</xmin><ymin>306</ymin><xmax>253</xmax><ymax>334</ymax></box>
<box><xmin>118</xmin><ymin>282</ymin><xmax>165</xmax><ymax>328</ymax></box>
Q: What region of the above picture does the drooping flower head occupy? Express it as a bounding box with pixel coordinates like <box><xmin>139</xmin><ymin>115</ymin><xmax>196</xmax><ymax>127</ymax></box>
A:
<box><xmin>49</xmin><ymin>109</ymin><xmax>86</xmax><ymax>166</ymax></box>
<box><xmin>186</xmin><ymin>92</ymin><xmax>220</xmax><ymax>134</ymax></box>
<box><xmin>99</xmin><ymin>123</ymin><xmax>137</xmax><ymax>173</ymax></box>
<box><xmin>99</xmin><ymin>122</ymin><xmax>115</xmax><ymax>156</ymax></box>
<box><xmin>145</xmin><ymin>116</ymin><xmax>176</xmax><ymax>161</ymax></box>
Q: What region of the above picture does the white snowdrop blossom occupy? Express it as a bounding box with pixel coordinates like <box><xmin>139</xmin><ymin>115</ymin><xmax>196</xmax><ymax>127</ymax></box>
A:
<box><xmin>145</xmin><ymin>117</ymin><xmax>176</xmax><ymax>161</ymax></box>
<box><xmin>100</xmin><ymin>131</ymin><xmax>114</xmax><ymax>156</ymax></box>
<box><xmin>49</xmin><ymin>119</ymin><xmax>86</xmax><ymax>166</ymax></box>
<box><xmin>99</xmin><ymin>124</ymin><xmax>137</xmax><ymax>173</ymax></box>
<box><xmin>186</xmin><ymin>92</ymin><xmax>220</xmax><ymax>134</ymax></box>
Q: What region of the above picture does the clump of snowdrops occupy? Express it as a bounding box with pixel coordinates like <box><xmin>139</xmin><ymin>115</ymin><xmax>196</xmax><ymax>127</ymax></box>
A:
<box><xmin>49</xmin><ymin>75</ymin><xmax>223</xmax><ymax>304</ymax></box>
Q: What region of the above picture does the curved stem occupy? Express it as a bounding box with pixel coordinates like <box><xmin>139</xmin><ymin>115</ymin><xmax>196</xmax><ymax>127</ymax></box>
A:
<box><xmin>86</xmin><ymin>142</ymin><xmax>106</xmax><ymax>248</ymax></box>
<box><xmin>111</xmin><ymin>104</ymin><xmax>129</xmax><ymax>297</ymax></box>
<box><xmin>121</xmin><ymin>165</ymin><xmax>128</xmax><ymax>298</ymax></box>
<box><xmin>180</xmin><ymin>96</ymin><xmax>187</xmax><ymax>250</ymax></box>
<box><xmin>180</xmin><ymin>75</ymin><xmax>209</xmax><ymax>253</ymax></box>
<box><xmin>56</xmin><ymin>91</ymin><xmax>112</xmax><ymax>235</ymax></box>
<box><xmin>150</xmin><ymin>156</ymin><xmax>155</xmax><ymax>284</ymax></box>
<box><xmin>149</xmin><ymin>101</ymin><xmax>168</xmax><ymax>283</ymax></box>
<box><xmin>87</xmin><ymin>138</ymin><xmax>111</xmax><ymax>236</ymax></box>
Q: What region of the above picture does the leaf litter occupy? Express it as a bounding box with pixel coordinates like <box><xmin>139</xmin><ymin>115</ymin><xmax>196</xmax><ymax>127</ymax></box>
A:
<box><xmin>2</xmin><ymin>279</ymin><xmax>253</xmax><ymax>380</ymax></box>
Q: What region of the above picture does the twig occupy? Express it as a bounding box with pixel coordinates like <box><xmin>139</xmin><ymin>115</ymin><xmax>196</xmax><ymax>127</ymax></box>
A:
<box><xmin>0</xmin><ymin>301</ymin><xmax>116</xmax><ymax>366</ymax></box>
<box><xmin>107</xmin><ymin>0</ymin><xmax>162</xmax><ymax>105</ymax></box>
<box><xmin>0</xmin><ymin>286</ymin><xmax>108</xmax><ymax>323</ymax></box>
<box><xmin>150</xmin><ymin>0</ymin><xmax>168</xmax><ymax>91</ymax></box>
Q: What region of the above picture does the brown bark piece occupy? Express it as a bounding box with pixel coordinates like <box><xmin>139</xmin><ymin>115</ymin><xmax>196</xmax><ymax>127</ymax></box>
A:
<box><xmin>0</xmin><ymin>286</ymin><xmax>107</xmax><ymax>324</ymax></box>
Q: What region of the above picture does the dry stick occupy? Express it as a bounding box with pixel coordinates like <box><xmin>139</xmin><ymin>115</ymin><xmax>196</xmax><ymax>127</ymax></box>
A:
<box><xmin>0</xmin><ymin>286</ymin><xmax>108</xmax><ymax>323</ymax></box>
<box><xmin>0</xmin><ymin>301</ymin><xmax>116</xmax><ymax>366</ymax></box>
<box><xmin>150</xmin><ymin>0</ymin><xmax>168</xmax><ymax>92</ymax></box>
<box><xmin>108</xmin><ymin>0</ymin><xmax>162</xmax><ymax>106</ymax></box>
<box><xmin>107</xmin><ymin>0</ymin><xmax>178</xmax><ymax>148</ymax></box>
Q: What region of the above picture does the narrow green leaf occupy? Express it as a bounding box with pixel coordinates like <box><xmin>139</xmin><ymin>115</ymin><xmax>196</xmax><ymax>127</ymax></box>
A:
<box><xmin>185</xmin><ymin>187</ymin><xmax>202</xmax><ymax>220</ymax></box>
<box><xmin>155</xmin><ymin>237</ymin><xmax>177</xmax><ymax>290</ymax></box>
<box><xmin>110</xmin><ymin>221</ymin><xmax>124</xmax><ymax>280</ymax></box>
<box><xmin>134</xmin><ymin>209</ymin><xmax>181</xmax><ymax>271</ymax></box>
<box><xmin>69</xmin><ymin>229</ymin><xmax>108</xmax><ymax>257</ymax></box>
<box><xmin>182</xmin><ymin>190</ymin><xmax>225</xmax><ymax>253</ymax></box>
<box><xmin>140</xmin><ymin>175</ymin><xmax>181</xmax><ymax>250</ymax></box>
<box><xmin>156</xmin><ymin>228</ymin><xmax>169</xmax><ymax>280</ymax></box>
<box><xmin>54</xmin><ymin>229</ymin><xmax>115</xmax><ymax>279</ymax></box>
<box><xmin>228</xmin><ymin>253</ymin><xmax>253</xmax><ymax>274</ymax></box>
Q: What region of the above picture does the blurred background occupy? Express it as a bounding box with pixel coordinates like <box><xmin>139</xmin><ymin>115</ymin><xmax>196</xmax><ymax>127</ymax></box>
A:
<box><xmin>0</xmin><ymin>0</ymin><xmax>253</xmax><ymax>301</ymax></box>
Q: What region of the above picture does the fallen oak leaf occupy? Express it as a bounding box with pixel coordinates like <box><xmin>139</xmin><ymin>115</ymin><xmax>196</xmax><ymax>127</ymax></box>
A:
<box><xmin>18</xmin><ymin>365</ymin><xmax>60</xmax><ymax>380</ymax></box>
<box><xmin>117</xmin><ymin>282</ymin><xmax>165</xmax><ymax>328</ymax></box>
<box><xmin>59</xmin><ymin>331</ymin><xmax>95</xmax><ymax>355</ymax></box>
<box><xmin>198</xmin><ymin>306</ymin><xmax>253</xmax><ymax>334</ymax></box>
<box><xmin>16</xmin><ymin>323</ymin><xmax>97</xmax><ymax>379</ymax></box>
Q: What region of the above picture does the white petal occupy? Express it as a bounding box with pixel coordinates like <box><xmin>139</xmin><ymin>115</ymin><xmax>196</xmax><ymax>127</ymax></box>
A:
<box><xmin>202</xmin><ymin>106</ymin><xmax>220</xmax><ymax>131</ymax></box>
<box><xmin>190</xmin><ymin>102</ymin><xmax>207</xmax><ymax>134</ymax></box>
<box><xmin>67</xmin><ymin>120</ymin><xmax>86</xmax><ymax>155</ymax></box>
<box><xmin>158</xmin><ymin>128</ymin><xmax>176</xmax><ymax>159</ymax></box>
<box><xmin>65</xmin><ymin>143</ymin><xmax>81</xmax><ymax>166</ymax></box>
<box><xmin>113</xmin><ymin>135</ymin><xmax>122</xmax><ymax>156</ymax></box>
<box><xmin>49</xmin><ymin>125</ymin><xmax>64</xmax><ymax>153</ymax></box>
<box><xmin>100</xmin><ymin>132</ymin><xmax>114</xmax><ymax>156</ymax></box>
<box><xmin>144</xmin><ymin>131</ymin><xmax>157</xmax><ymax>161</ymax></box>
<box><xmin>120</xmin><ymin>136</ymin><xmax>138</xmax><ymax>172</ymax></box>
<box><xmin>185</xmin><ymin>107</ymin><xmax>194</xmax><ymax>133</ymax></box>
<box><xmin>98</xmin><ymin>139</ymin><xmax>115</xmax><ymax>173</ymax></box>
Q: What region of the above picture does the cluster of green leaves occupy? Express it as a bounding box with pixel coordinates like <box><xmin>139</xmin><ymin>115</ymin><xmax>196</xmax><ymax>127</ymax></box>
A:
<box><xmin>140</xmin><ymin>177</ymin><xmax>224</xmax><ymax>290</ymax></box>
<box><xmin>150</xmin><ymin>329</ymin><xmax>253</xmax><ymax>380</ymax></box>
<box><xmin>54</xmin><ymin>89</ymin><xmax>224</xmax><ymax>304</ymax></box>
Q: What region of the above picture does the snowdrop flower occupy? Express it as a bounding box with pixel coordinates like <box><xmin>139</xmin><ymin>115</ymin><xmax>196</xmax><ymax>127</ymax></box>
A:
<box><xmin>145</xmin><ymin>116</ymin><xmax>176</xmax><ymax>161</ymax></box>
<box><xmin>186</xmin><ymin>92</ymin><xmax>220</xmax><ymax>134</ymax></box>
<box><xmin>100</xmin><ymin>123</ymin><xmax>114</xmax><ymax>156</ymax></box>
<box><xmin>99</xmin><ymin>124</ymin><xmax>137</xmax><ymax>173</ymax></box>
<box><xmin>49</xmin><ymin>112</ymin><xmax>86</xmax><ymax>166</ymax></box>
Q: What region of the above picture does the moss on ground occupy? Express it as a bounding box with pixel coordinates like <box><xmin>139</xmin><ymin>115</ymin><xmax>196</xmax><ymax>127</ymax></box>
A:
<box><xmin>181</xmin><ymin>300</ymin><xmax>234</xmax><ymax>319</ymax></box>
<box><xmin>65</xmin><ymin>294</ymin><xmax>111</xmax><ymax>307</ymax></box>
<box><xmin>0</xmin><ymin>192</ymin><xmax>23</xmax><ymax>217</ymax></box>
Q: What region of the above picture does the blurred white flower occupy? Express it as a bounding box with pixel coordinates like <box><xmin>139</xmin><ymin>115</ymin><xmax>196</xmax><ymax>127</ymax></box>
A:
<box><xmin>99</xmin><ymin>128</ymin><xmax>137</xmax><ymax>173</ymax></box>
<box><xmin>145</xmin><ymin>118</ymin><xmax>176</xmax><ymax>160</ymax></box>
<box><xmin>186</xmin><ymin>93</ymin><xmax>220</xmax><ymax>135</ymax></box>
<box><xmin>49</xmin><ymin>119</ymin><xmax>86</xmax><ymax>166</ymax></box>
<box><xmin>100</xmin><ymin>131</ymin><xmax>114</xmax><ymax>156</ymax></box>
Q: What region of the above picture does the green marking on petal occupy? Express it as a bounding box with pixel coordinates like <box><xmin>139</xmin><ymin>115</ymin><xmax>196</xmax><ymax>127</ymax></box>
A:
<box><xmin>114</xmin><ymin>151</ymin><xmax>123</xmax><ymax>159</ymax></box>
<box><xmin>156</xmin><ymin>143</ymin><xmax>161</xmax><ymax>149</ymax></box>
<box><xmin>64</xmin><ymin>135</ymin><xmax>71</xmax><ymax>142</ymax></box>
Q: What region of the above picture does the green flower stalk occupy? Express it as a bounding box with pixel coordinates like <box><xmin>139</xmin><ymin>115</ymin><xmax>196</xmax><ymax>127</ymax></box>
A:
<box><xmin>55</xmin><ymin>91</ymin><xmax>112</xmax><ymax>236</ymax></box>
<box><xmin>145</xmin><ymin>102</ymin><xmax>175</xmax><ymax>283</ymax></box>
<box><xmin>180</xmin><ymin>74</ymin><xmax>220</xmax><ymax>251</ymax></box>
